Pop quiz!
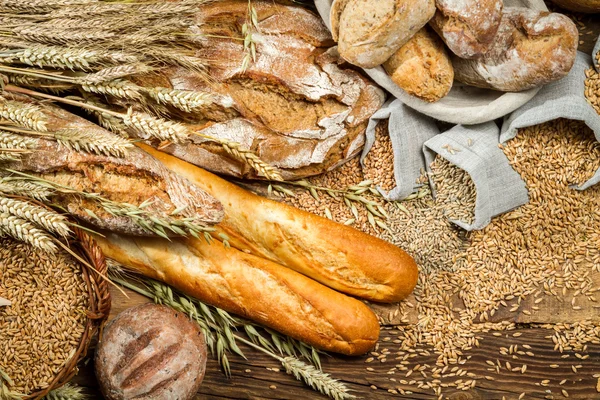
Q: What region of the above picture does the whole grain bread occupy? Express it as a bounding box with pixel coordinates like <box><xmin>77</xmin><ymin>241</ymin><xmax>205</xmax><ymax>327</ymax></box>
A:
<box><xmin>332</xmin><ymin>0</ymin><xmax>436</xmax><ymax>68</ymax></box>
<box><xmin>452</xmin><ymin>8</ymin><xmax>578</xmax><ymax>92</ymax></box>
<box><xmin>430</xmin><ymin>0</ymin><xmax>504</xmax><ymax>59</ymax></box>
<box><xmin>4</xmin><ymin>94</ymin><xmax>223</xmax><ymax>236</ymax></box>
<box><xmin>124</xmin><ymin>1</ymin><xmax>384</xmax><ymax>181</ymax></box>
<box><xmin>96</xmin><ymin>233</ymin><xmax>381</xmax><ymax>356</ymax></box>
<box><xmin>548</xmin><ymin>0</ymin><xmax>600</xmax><ymax>12</ymax></box>
<box><xmin>383</xmin><ymin>27</ymin><xmax>454</xmax><ymax>102</ymax></box>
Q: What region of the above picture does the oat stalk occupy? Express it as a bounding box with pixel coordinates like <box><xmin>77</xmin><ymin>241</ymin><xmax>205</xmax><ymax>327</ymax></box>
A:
<box><xmin>43</xmin><ymin>383</ymin><xmax>87</xmax><ymax>400</ymax></box>
<box><xmin>197</xmin><ymin>133</ymin><xmax>282</xmax><ymax>181</ymax></box>
<box><xmin>52</xmin><ymin>128</ymin><xmax>133</xmax><ymax>157</ymax></box>
<box><xmin>0</xmin><ymin>195</ymin><xmax>71</xmax><ymax>237</ymax></box>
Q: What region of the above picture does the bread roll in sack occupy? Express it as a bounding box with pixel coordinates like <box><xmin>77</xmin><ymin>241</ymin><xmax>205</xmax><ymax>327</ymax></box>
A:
<box><xmin>95</xmin><ymin>233</ymin><xmax>381</xmax><ymax>356</ymax></box>
<box><xmin>330</xmin><ymin>0</ymin><xmax>436</xmax><ymax>68</ymax></box>
<box><xmin>453</xmin><ymin>8</ymin><xmax>578</xmax><ymax>91</ymax></box>
<box><xmin>139</xmin><ymin>143</ymin><xmax>419</xmax><ymax>304</ymax></box>
<box><xmin>383</xmin><ymin>27</ymin><xmax>454</xmax><ymax>103</ymax></box>
<box><xmin>430</xmin><ymin>0</ymin><xmax>504</xmax><ymax>59</ymax></box>
<box><xmin>548</xmin><ymin>0</ymin><xmax>600</xmax><ymax>12</ymax></box>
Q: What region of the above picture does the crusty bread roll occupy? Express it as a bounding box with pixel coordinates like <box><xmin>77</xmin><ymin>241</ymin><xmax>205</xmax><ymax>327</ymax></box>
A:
<box><xmin>331</xmin><ymin>0</ymin><xmax>436</xmax><ymax>68</ymax></box>
<box><xmin>139</xmin><ymin>143</ymin><xmax>419</xmax><ymax>303</ymax></box>
<box><xmin>95</xmin><ymin>233</ymin><xmax>380</xmax><ymax>356</ymax></box>
<box><xmin>453</xmin><ymin>8</ymin><xmax>578</xmax><ymax>92</ymax></box>
<box><xmin>548</xmin><ymin>0</ymin><xmax>600</xmax><ymax>12</ymax></box>
<box><xmin>430</xmin><ymin>0</ymin><xmax>503</xmax><ymax>59</ymax></box>
<box><xmin>383</xmin><ymin>27</ymin><xmax>454</xmax><ymax>103</ymax></box>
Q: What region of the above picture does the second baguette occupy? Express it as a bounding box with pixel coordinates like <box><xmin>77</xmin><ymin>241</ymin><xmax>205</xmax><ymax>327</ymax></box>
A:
<box><xmin>139</xmin><ymin>144</ymin><xmax>419</xmax><ymax>303</ymax></box>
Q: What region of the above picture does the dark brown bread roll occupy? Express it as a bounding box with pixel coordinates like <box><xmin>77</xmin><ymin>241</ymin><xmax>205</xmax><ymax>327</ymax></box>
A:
<box><xmin>95</xmin><ymin>304</ymin><xmax>207</xmax><ymax>400</ymax></box>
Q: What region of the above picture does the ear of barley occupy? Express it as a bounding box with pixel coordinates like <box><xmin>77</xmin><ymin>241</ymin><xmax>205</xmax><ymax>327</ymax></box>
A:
<box><xmin>82</xmin><ymin>64</ymin><xmax>152</xmax><ymax>84</ymax></box>
<box><xmin>0</xmin><ymin>195</ymin><xmax>71</xmax><ymax>237</ymax></box>
<box><xmin>121</xmin><ymin>109</ymin><xmax>189</xmax><ymax>143</ymax></box>
<box><xmin>52</xmin><ymin>128</ymin><xmax>133</xmax><ymax>157</ymax></box>
<box><xmin>145</xmin><ymin>87</ymin><xmax>213</xmax><ymax>113</ymax></box>
<box><xmin>0</xmin><ymin>100</ymin><xmax>47</xmax><ymax>132</ymax></box>
<box><xmin>0</xmin><ymin>179</ymin><xmax>54</xmax><ymax>201</ymax></box>
<box><xmin>80</xmin><ymin>79</ymin><xmax>144</xmax><ymax>101</ymax></box>
<box><xmin>0</xmin><ymin>212</ymin><xmax>57</xmax><ymax>253</ymax></box>
<box><xmin>197</xmin><ymin>134</ymin><xmax>282</xmax><ymax>181</ymax></box>
<box><xmin>0</xmin><ymin>130</ymin><xmax>39</xmax><ymax>149</ymax></box>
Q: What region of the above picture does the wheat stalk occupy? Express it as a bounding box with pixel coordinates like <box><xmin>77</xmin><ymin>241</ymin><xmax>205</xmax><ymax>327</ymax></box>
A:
<box><xmin>0</xmin><ymin>149</ymin><xmax>30</xmax><ymax>162</ymax></box>
<box><xmin>0</xmin><ymin>179</ymin><xmax>54</xmax><ymax>201</ymax></box>
<box><xmin>43</xmin><ymin>383</ymin><xmax>87</xmax><ymax>400</ymax></box>
<box><xmin>122</xmin><ymin>108</ymin><xmax>189</xmax><ymax>143</ymax></box>
<box><xmin>241</xmin><ymin>0</ymin><xmax>259</xmax><ymax>72</ymax></box>
<box><xmin>0</xmin><ymin>195</ymin><xmax>71</xmax><ymax>237</ymax></box>
<box><xmin>197</xmin><ymin>134</ymin><xmax>282</xmax><ymax>181</ymax></box>
<box><xmin>0</xmin><ymin>0</ymin><xmax>97</xmax><ymax>13</ymax></box>
<box><xmin>0</xmin><ymin>99</ymin><xmax>47</xmax><ymax>132</ymax></box>
<box><xmin>82</xmin><ymin>64</ymin><xmax>152</xmax><ymax>84</ymax></box>
<box><xmin>12</xmin><ymin>26</ymin><xmax>118</xmax><ymax>47</ymax></box>
<box><xmin>0</xmin><ymin>212</ymin><xmax>57</xmax><ymax>252</ymax></box>
<box><xmin>52</xmin><ymin>128</ymin><xmax>133</xmax><ymax>157</ymax></box>
<box><xmin>16</xmin><ymin>44</ymin><xmax>102</xmax><ymax>71</ymax></box>
<box><xmin>80</xmin><ymin>79</ymin><xmax>144</xmax><ymax>101</ymax></box>
<box><xmin>281</xmin><ymin>357</ymin><xmax>355</xmax><ymax>400</ymax></box>
<box><xmin>145</xmin><ymin>87</ymin><xmax>213</xmax><ymax>113</ymax></box>
<box><xmin>0</xmin><ymin>130</ymin><xmax>38</xmax><ymax>149</ymax></box>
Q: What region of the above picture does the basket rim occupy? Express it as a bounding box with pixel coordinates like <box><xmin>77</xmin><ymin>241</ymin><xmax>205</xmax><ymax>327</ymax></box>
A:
<box><xmin>17</xmin><ymin>226</ymin><xmax>112</xmax><ymax>400</ymax></box>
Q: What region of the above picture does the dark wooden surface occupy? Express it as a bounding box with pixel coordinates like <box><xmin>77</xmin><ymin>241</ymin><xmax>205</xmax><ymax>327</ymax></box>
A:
<box><xmin>73</xmin><ymin>9</ymin><xmax>600</xmax><ymax>400</ymax></box>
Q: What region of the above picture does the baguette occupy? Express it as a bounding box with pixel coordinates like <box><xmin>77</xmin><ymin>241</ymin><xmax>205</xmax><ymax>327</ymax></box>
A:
<box><xmin>452</xmin><ymin>8</ymin><xmax>578</xmax><ymax>92</ymax></box>
<box><xmin>383</xmin><ymin>27</ymin><xmax>454</xmax><ymax>103</ymax></box>
<box><xmin>548</xmin><ymin>0</ymin><xmax>600</xmax><ymax>12</ymax></box>
<box><xmin>96</xmin><ymin>233</ymin><xmax>380</xmax><ymax>356</ymax></box>
<box><xmin>139</xmin><ymin>143</ymin><xmax>419</xmax><ymax>303</ymax></box>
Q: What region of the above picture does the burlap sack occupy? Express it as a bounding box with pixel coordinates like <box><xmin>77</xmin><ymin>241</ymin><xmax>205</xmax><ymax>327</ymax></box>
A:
<box><xmin>314</xmin><ymin>0</ymin><xmax>548</xmax><ymax>125</ymax></box>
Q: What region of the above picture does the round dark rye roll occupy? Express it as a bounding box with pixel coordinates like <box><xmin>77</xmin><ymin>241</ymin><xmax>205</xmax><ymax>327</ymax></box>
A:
<box><xmin>95</xmin><ymin>233</ymin><xmax>380</xmax><ymax>356</ymax></box>
<box><xmin>138</xmin><ymin>143</ymin><xmax>419</xmax><ymax>303</ymax></box>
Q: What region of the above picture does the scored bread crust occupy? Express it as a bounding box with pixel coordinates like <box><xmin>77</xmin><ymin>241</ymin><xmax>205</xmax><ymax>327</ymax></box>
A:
<box><xmin>140</xmin><ymin>143</ymin><xmax>419</xmax><ymax>303</ymax></box>
<box><xmin>452</xmin><ymin>8</ymin><xmax>578</xmax><ymax>92</ymax></box>
<box><xmin>383</xmin><ymin>27</ymin><xmax>454</xmax><ymax>102</ymax></box>
<box><xmin>335</xmin><ymin>0</ymin><xmax>436</xmax><ymax>68</ymax></box>
<box><xmin>430</xmin><ymin>0</ymin><xmax>503</xmax><ymax>59</ymax></box>
<box><xmin>95</xmin><ymin>233</ymin><xmax>381</xmax><ymax>356</ymax></box>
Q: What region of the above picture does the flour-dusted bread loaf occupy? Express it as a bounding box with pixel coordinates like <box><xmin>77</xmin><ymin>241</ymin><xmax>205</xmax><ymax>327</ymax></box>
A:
<box><xmin>95</xmin><ymin>304</ymin><xmax>208</xmax><ymax>400</ymax></box>
<box><xmin>452</xmin><ymin>8</ymin><xmax>578</xmax><ymax>92</ymax></box>
<box><xmin>430</xmin><ymin>0</ymin><xmax>504</xmax><ymax>59</ymax></box>
<box><xmin>383</xmin><ymin>27</ymin><xmax>454</xmax><ymax>102</ymax></box>
<box><xmin>95</xmin><ymin>233</ymin><xmax>381</xmax><ymax>356</ymax></box>
<box><xmin>2</xmin><ymin>94</ymin><xmax>223</xmax><ymax>236</ymax></box>
<box><xmin>548</xmin><ymin>0</ymin><xmax>600</xmax><ymax>12</ymax></box>
<box><xmin>331</xmin><ymin>0</ymin><xmax>436</xmax><ymax>68</ymax></box>
<box><xmin>124</xmin><ymin>1</ymin><xmax>384</xmax><ymax>181</ymax></box>
<box><xmin>140</xmin><ymin>144</ymin><xmax>419</xmax><ymax>303</ymax></box>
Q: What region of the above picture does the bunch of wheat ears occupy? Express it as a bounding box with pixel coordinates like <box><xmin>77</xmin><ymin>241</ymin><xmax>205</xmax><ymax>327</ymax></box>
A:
<box><xmin>0</xmin><ymin>1</ymin><xmax>354</xmax><ymax>399</ymax></box>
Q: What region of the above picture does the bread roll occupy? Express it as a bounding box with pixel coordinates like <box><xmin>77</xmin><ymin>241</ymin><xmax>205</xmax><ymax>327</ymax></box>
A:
<box><xmin>548</xmin><ymin>0</ymin><xmax>600</xmax><ymax>13</ymax></box>
<box><xmin>139</xmin><ymin>143</ymin><xmax>419</xmax><ymax>303</ymax></box>
<box><xmin>453</xmin><ymin>8</ymin><xmax>578</xmax><ymax>92</ymax></box>
<box><xmin>429</xmin><ymin>0</ymin><xmax>503</xmax><ymax>59</ymax></box>
<box><xmin>95</xmin><ymin>233</ymin><xmax>380</xmax><ymax>356</ymax></box>
<box><xmin>95</xmin><ymin>304</ymin><xmax>207</xmax><ymax>400</ymax></box>
<box><xmin>331</xmin><ymin>0</ymin><xmax>436</xmax><ymax>68</ymax></box>
<box><xmin>383</xmin><ymin>27</ymin><xmax>454</xmax><ymax>103</ymax></box>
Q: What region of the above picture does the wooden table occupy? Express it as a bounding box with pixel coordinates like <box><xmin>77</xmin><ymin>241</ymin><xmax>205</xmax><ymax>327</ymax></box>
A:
<box><xmin>74</xmin><ymin>10</ymin><xmax>600</xmax><ymax>400</ymax></box>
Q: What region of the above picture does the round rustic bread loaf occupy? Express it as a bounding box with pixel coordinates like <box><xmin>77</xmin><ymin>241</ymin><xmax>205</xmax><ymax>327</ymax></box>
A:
<box><xmin>548</xmin><ymin>0</ymin><xmax>600</xmax><ymax>12</ymax></box>
<box><xmin>95</xmin><ymin>303</ymin><xmax>207</xmax><ymax>400</ymax></box>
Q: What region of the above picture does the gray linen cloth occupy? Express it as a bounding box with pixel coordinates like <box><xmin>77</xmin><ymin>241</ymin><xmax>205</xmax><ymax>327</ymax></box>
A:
<box><xmin>594</xmin><ymin>34</ymin><xmax>600</xmax><ymax>72</ymax></box>
<box><xmin>501</xmin><ymin>52</ymin><xmax>600</xmax><ymax>190</ymax></box>
<box><xmin>423</xmin><ymin>123</ymin><xmax>529</xmax><ymax>231</ymax></box>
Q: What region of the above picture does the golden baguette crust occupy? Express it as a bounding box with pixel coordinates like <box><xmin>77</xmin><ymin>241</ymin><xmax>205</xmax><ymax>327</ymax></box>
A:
<box><xmin>139</xmin><ymin>143</ymin><xmax>419</xmax><ymax>303</ymax></box>
<box><xmin>96</xmin><ymin>233</ymin><xmax>380</xmax><ymax>356</ymax></box>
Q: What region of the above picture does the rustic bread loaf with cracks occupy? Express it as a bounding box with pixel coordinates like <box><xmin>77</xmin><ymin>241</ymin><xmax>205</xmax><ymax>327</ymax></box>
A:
<box><xmin>140</xmin><ymin>143</ymin><xmax>419</xmax><ymax>303</ymax></box>
<box><xmin>95</xmin><ymin>233</ymin><xmax>381</xmax><ymax>356</ymax></box>
<box><xmin>452</xmin><ymin>8</ymin><xmax>578</xmax><ymax>92</ymax></box>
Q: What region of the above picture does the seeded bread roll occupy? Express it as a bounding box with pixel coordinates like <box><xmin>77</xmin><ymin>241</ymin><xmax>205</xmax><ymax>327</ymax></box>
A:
<box><xmin>331</xmin><ymin>0</ymin><xmax>436</xmax><ymax>68</ymax></box>
<box><xmin>95</xmin><ymin>234</ymin><xmax>381</xmax><ymax>356</ymax></box>
<box><xmin>452</xmin><ymin>8</ymin><xmax>578</xmax><ymax>92</ymax></box>
<box><xmin>429</xmin><ymin>0</ymin><xmax>504</xmax><ymax>59</ymax></box>
<box><xmin>383</xmin><ymin>27</ymin><xmax>454</xmax><ymax>103</ymax></box>
<box><xmin>95</xmin><ymin>304</ymin><xmax>207</xmax><ymax>400</ymax></box>
<box><xmin>139</xmin><ymin>143</ymin><xmax>419</xmax><ymax>303</ymax></box>
<box><xmin>548</xmin><ymin>0</ymin><xmax>600</xmax><ymax>12</ymax></box>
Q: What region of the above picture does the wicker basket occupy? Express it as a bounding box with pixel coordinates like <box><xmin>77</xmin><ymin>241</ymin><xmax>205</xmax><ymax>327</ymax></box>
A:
<box><xmin>23</xmin><ymin>227</ymin><xmax>112</xmax><ymax>399</ymax></box>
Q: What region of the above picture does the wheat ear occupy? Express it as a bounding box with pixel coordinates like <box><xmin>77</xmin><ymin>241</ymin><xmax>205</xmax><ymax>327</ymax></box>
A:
<box><xmin>44</xmin><ymin>383</ymin><xmax>87</xmax><ymax>400</ymax></box>
<box><xmin>52</xmin><ymin>128</ymin><xmax>133</xmax><ymax>157</ymax></box>
<box><xmin>0</xmin><ymin>196</ymin><xmax>71</xmax><ymax>237</ymax></box>
<box><xmin>197</xmin><ymin>134</ymin><xmax>282</xmax><ymax>181</ymax></box>
<box><xmin>80</xmin><ymin>79</ymin><xmax>144</xmax><ymax>101</ymax></box>
<box><xmin>0</xmin><ymin>212</ymin><xmax>57</xmax><ymax>252</ymax></box>
<box><xmin>0</xmin><ymin>130</ymin><xmax>39</xmax><ymax>149</ymax></box>
<box><xmin>0</xmin><ymin>179</ymin><xmax>54</xmax><ymax>201</ymax></box>
<box><xmin>122</xmin><ymin>109</ymin><xmax>189</xmax><ymax>143</ymax></box>
<box><xmin>145</xmin><ymin>87</ymin><xmax>213</xmax><ymax>113</ymax></box>
<box><xmin>82</xmin><ymin>64</ymin><xmax>152</xmax><ymax>84</ymax></box>
<box><xmin>17</xmin><ymin>44</ymin><xmax>103</xmax><ymax>71</ymax></box>
<box><xmin>0</xmin><ymin>100</ymin><xmax>47</xmax><ymax>132</ymax></box>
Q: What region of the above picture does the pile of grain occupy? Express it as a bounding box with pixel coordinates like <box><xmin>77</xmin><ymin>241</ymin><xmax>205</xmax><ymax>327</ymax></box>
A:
<box><xmin>429</xmin><ymin>156</ymin><xmax>476</xmax><ymax>225</ymax></box>
<box><xmin>585</xmin><ymin>65</ymin><xmax>600</xmax><ymax>114</ymax></box>
<box><xmin>362</xmin><ymin>123</ymin><xmax>396</xmax><ymax>191</ymax></box>
<box><xmin>0</xmin><ymin>239</ymin><xmax>89</xmax><ymax>394</ymax></box>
